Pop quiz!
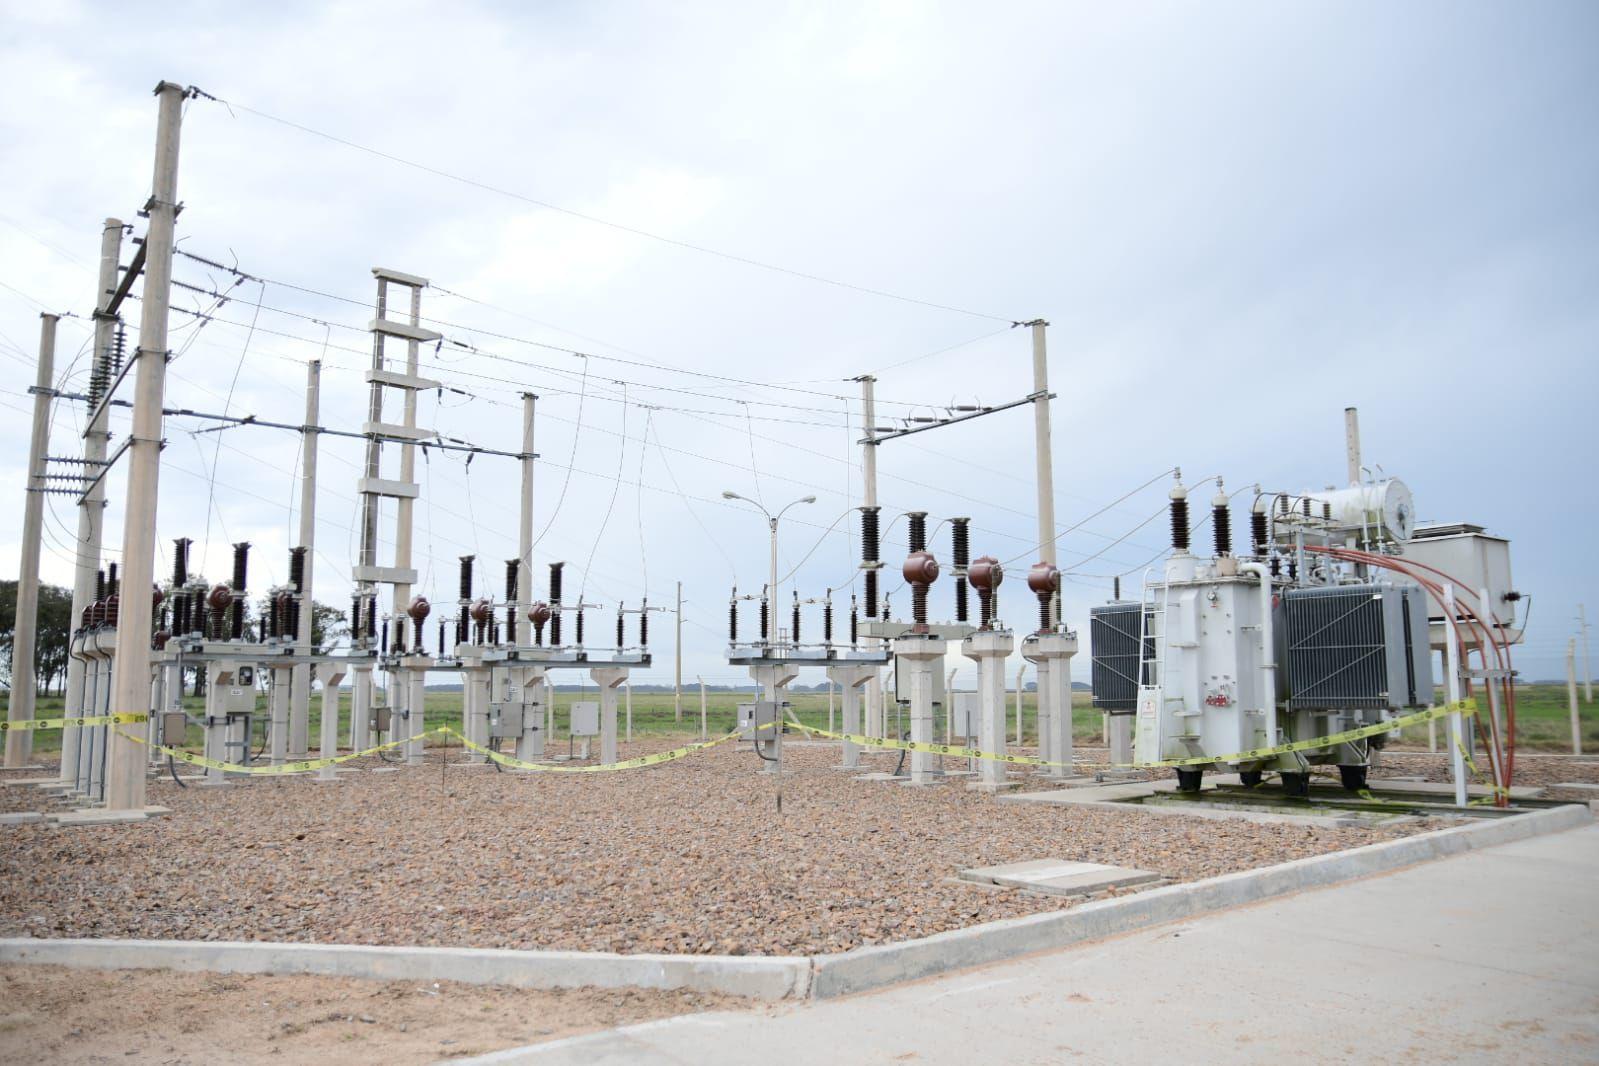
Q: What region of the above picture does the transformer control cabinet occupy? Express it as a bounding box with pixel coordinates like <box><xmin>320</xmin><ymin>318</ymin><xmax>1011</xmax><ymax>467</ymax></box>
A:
<box><xmin>221</xmin><ymin>665</ymin><xmax>257</xmax><ymax>715</ymax></box>
<box><xmin>489</xmin><ymin>703</ymin><xmax>525</xmax><ymax>739</ymax></box>
<box><xmin>737</xmin><ymin>701</ymin><xmax>781</xmax><ymax>740</ymax></box>
<box><xmin>950</xmin><ymin>691</ymin><xmax>979</xmax><ymax>738</ymax></box>
<box><xmin>161</xmin><ymin>711</ymin><xmax>188</xmax><ymax>745</ymax></box>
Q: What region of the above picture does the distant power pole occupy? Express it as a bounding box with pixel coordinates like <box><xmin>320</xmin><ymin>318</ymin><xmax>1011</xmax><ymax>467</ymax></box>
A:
<box><xmin>4</xmin><ymin>313</ymin><xmax>58</xmax><ymax>767</ymax></box>
<box><xmin>674</xmin><ymin>581</ymin><xmax>683</xmax><ymax>723</ymax></box>
<box><xmin>1569</xmin><ymin>639</ymin><xmax>1582</xmax><ymax>755</ymax></box>
<box><xmin>1580</xmin><ymin>604</ymin><xmax>1593</xmax><ymax>703</ymax></box>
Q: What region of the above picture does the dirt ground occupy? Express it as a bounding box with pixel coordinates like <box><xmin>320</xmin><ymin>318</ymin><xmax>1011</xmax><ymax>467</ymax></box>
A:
<box><xmin>0</xmin><ymin>965</ymin><xmax>750</xmax><ymax>1064</ymax></box>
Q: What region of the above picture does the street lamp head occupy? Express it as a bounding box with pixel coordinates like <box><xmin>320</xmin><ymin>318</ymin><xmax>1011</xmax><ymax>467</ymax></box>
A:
<box><xmin>721</xmin><ymin>490</ymin><xmax>741</xmax><ymax>501</ymax></box>
<box><xmin>800</xmin><ymin>495</ymin><xmax>817</xmax><ymax>504</ymax></box>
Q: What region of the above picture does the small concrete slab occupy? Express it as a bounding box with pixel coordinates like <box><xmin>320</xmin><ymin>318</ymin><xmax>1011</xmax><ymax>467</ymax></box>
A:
<box><xmin>967</xmin><ymin>780</ymin><xmax>1021</xmax><ymax>793</ymax></box>
<box><xmin>52</xmin><ymin>810</ymin><xmax>148</xmax><ymax>827</ymax></box>
<box><xmin>2</xmin><ymin>777</ymin><xmax>62</xmax><ymax>789</ymax></box>
<box><xmin>854</xmin><ymin>772</ymin><xmax>902</xmax><ymax>782</ymax></box>
<box><xmin>1367</xmin><ymin>779</ymin><xmax>1544</xmax><ymax>800</ymax></box>
<box><xmin>959</xmin><ymin>859</ymin><xmax>1161</xmax><ymax>897</ymax></box>
<box><xmin>1552</xmin><ymin>782</ymin><xmax>1599</xmax><ymax>792</ymax></box>
<box><xmin>0</xmin><ymin>812</ymin><xmax>44</xmax><ymax>825</ymax></box>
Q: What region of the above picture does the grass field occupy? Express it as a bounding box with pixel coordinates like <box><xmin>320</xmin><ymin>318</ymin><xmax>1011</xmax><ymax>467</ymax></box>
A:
<box><xmin>8</xmin><ymin>684</ymin><xmax>1596</xmax><ymax>756</ymax></box>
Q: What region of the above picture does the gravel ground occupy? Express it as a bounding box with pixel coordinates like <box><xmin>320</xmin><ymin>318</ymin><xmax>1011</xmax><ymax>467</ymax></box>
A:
<box><xmin>0</xmin><ymin>964</ymin><xmax>747</xmax><ymax>1064</ymax></box>
<box><xmin>0</xmin><ymin>739</ymin><xmax>1482</xmax><ymax>956</ymax></box>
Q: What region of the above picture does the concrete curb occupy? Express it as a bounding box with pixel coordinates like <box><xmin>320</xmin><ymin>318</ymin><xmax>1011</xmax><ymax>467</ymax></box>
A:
<box><xmin>807</xmin><ymin>803</ymin><xmax>1591</xmax><ymax>998</ymax></box>
<box><xmin>0</xmin><ymin>939</ymin><xmax>810</xmax><ymax>1001</ymax></box>
<box><xmin>0</xmin><ymin>805</ymin><xmax>1586</xmax><ymax>1006</ymax></box>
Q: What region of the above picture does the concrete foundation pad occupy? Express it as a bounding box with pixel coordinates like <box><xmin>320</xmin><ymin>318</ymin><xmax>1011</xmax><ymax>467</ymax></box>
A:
<box><xmin>941</xmin><ymin>876</ymin><xmax>1009</xmax><ymax>893</ymax></box>
<box><xmin>966</xmin><ymin>780</ymin><xmax>1021</xmax><ymax>793</ymax></box>
<box><xmin>0</xmin><ymin>764</ymin><xmax>46</xmax><ymax>772</ymax></box>
<box><xmin>854</xmin><ymin>772</ymin><xmax>901</xmax><ymax>782</ymax></box>
<box><xmin>1553</xmin><ymin>782</ymin><xmax>1599</xmax><ymax>792</ymax></box>
<box><xmin>899</xmin><ymin>778</ymin><xmax>946</xmax><ymax>787</ymax></box>
<box><xmin>51</xmin><ymin>810</ymin><xmax>149</xmax><ymax>827</ymax></box>
<box><xmin>2</xmin><ymin>776</ymin><xmax>63</xmax><ymax>789</ymax></box>
<box><xmin>1366</xmin><ymin>778</ymin><xmax>1544</xmax><ymax>800</ymax></box>
<box><xmin>0</xmin><ymin>812</ymin><xmax>44</xmax><ymax>825</ymax></box>
<box><xmin>959</xmin><ymin>860</ymin><xmax>1161</xmax><ymax>897</ymax></box>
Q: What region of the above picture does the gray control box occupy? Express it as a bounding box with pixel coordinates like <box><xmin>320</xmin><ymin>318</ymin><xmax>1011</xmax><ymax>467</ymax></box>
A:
<box><xmin>737</xmin><ymin>701</ymin><xmax>781</xmax><ymax>740</ymax></box>
<box><xmin>569</xmin><ymin>701</ymin><xmax>600</xmax><ymax>737</ymax></box>
<box><xmin>489</xmin><ymin>703</ymin><xmax>525</xmax><ymax>739</ymax></box>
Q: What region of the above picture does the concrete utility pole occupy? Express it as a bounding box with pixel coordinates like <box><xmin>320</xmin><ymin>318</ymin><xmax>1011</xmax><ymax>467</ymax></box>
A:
<box><xmin>1028</xmin><ymin>321</ymin><xmax>1058</xmax><ymax>583</ymax></box>
<box><xmin>58</xmin><ymin>219</ymin><xmax>122</xmax><ymax>786</ymax></box>
<box><xmin>859</xmin><ymin>374</ymin><xmax>883</xmax><ymax>736</ymax></box>
<box><xmin>674</xmin><ymin>581</ymin><xmax>683</xmax><ymax>723</ymax></box>
<box><xmin>289</xmin><ymin>360</ymin><xmax>321</xmax><ymax>759</ymax></box>
<box><xmin>5</xmin><ymin>313</ymin><xmax>58</xmax><ymax>767</ymax></box>
<box><xmin>517</xmin><ymin>392</ymin><xmax>536</xmax><ymax>645</ymax></box>
<box><xmin>1344</xmin><ymin>406</ymin><xmax>1362</xmax><ymax>486</ymax></box>
<box><xmin>1579</xmin><ymin>604</ymin><xmax>1593</xmax><ymax>703</ymax></box>
<box><xmin>106</xmin><ymin>81</ymin><xmax>186</xmax><ymax>813</ymax></box>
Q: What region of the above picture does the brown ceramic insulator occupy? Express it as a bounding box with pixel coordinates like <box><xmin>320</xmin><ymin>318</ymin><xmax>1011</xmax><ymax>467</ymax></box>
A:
<box><xmin>968</xmin><ymin>555</ymin><xmax>1002</xmax><ymax>629</ymax></box>
<box><xmin>968</xmin><ymin>556</ymin><xmax>1002</xmax><ymax>591</ymax></box>
<box><xmin>529</xmin><ymin>601</ymin><xmax>551</xmax><ymax>644</ymax></box>
<box><xmin>1027</xmin><ymin>561</ymin><xmax>1059</xmax><ymax>633</ymax></box>
<box><xmin>152</xmin><ymin>630</ymin><xmax>171</xmax><ymax>650</ymax></box>
<box><xmin>902</xmin><ymin>550</ymin><xmax>940</xmax><ymax>587</ymax></box>
<box><xmin>903</xmin><ymin>550</ymin><xmax>939</xmax><ymax>628</ymax></box>
<box><xmin>469</xmin><ymin>598</ymin><xmax>492</xmax><ymax>624</ymax></box>
<box><xmin>150</xmin><ymin>584</ymin><xmax>166</xmax><ymax>608</ymax></box>
<box><xmin>105</xmin><ymin>593</ymin><xmax>121</xmax><ymax>628</ymax></box>
<box><xmin>408</xmin><ymin>596</ymin><xmax>432</xmax><ymax>622</ymax></box>
<box><xmin>206</xmin><ymin>583</ymin><xmax>234</xmax><ymax>612</ymax></box>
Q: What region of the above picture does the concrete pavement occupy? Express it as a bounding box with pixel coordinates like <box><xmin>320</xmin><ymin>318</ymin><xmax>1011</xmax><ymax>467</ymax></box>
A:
<box><xmin>473</xmin><ymin>824</ymin><xmax>1599</xmax><ymax>1064</ymax></box>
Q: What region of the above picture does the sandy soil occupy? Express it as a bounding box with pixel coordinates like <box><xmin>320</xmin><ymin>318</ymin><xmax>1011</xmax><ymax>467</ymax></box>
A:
<box><xmin>0</xmin><ymin>740</ymin><xmax>1450</xmax><ymax>956</ymax></box>
<box><xmin>0</xmin><ymin>964</ymin><xmax>748</xmax><ymax>1064</ymax></box>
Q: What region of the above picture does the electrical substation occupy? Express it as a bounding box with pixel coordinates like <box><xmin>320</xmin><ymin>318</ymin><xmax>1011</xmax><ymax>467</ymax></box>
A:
<box><xmin>0</xmin><ymin>76</ymin><xmax>1592</xmax><ymax>1044</ymax></box>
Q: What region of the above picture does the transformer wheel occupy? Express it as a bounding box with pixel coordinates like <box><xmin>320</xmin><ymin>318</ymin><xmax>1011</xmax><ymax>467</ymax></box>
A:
<box><xmin>1176</xmin><ymin>768</ymin><xmax>1203</xmax><ymax>793</ymax></box>
<box><xmin>1339</xmin><ymin>764</ymin><xmax>1369</xmax><ymax>792</ymax></box>
<box><xmin>1280</xmin><ymin>771</ymin><xmax>1310</xmax><ymax>798</ymax></box>
<box><xmin>1239</xmin><ymin>769</ymin><xmax>1263</xmax><ymax>788</ymax></box>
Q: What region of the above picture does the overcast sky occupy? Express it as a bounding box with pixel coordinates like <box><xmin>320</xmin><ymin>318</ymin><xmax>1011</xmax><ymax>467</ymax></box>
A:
<box><xmin>0</xmin><ymin>1</ymin><xmax>1594</xmax><ymax>689</ymax></box>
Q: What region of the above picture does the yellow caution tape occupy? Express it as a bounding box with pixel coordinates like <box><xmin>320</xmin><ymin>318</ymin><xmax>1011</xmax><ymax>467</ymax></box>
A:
<box><xmin>0</xmin><ymin>713</ymin><xmax>147</xmax><ymax>732</ymax></box>
<box><xmin>446</xmin><ymin>727</ymin><xmax>742</xmax><ymax>772</ymax></box>
<box><xmin>118</xmin><ymin>724</ymin><xmax>741</xmax><ymax>777</ymax></box>
<box><xmin>787</xmin><ymin>720</ymin><xmax>1066</xmax><ymax>767</ymax></box>
<box><xmin>786</xmin><ymin>700</ymin><xmax>1476</xmax><ymax>771</ymax></box>
<box><xmin>1141</xmin><ymin>700</ymin><xmax>1475</xmax><ymax>768</ymax></box>
<box><xmin>1452</xmin><ymin>733</ymin><xmax>1512</xmax><ymax>805</ymax></box>
<box><xmin>117</xmin><ymin>725</ymin><xmax>449</xmax><ymax>776</ymax></box>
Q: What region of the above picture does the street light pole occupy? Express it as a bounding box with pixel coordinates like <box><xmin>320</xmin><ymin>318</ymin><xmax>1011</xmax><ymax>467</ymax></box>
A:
<box><xmin>723</xmin><ymin>491</ymin><xmax>816</xmax><ymax>648</ymax></box>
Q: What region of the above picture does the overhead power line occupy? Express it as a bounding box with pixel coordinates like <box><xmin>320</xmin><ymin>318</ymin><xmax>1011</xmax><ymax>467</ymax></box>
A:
<box><xmin>191</xmin><ymin>90</ymin><xmax>1018</xmax><ymax>325</ymax></box>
